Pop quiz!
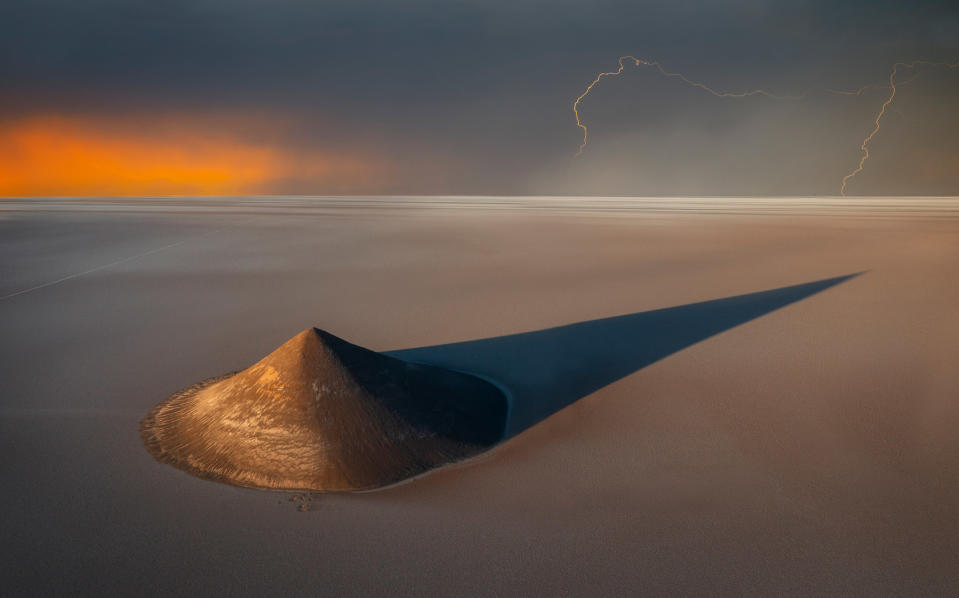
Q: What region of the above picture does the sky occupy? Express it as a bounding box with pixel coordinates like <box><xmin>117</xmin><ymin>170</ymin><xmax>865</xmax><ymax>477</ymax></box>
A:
<box><xmin>1</xmin><ymin>0</ymin><xmax>958</xmax><ymax>196</ymax></box>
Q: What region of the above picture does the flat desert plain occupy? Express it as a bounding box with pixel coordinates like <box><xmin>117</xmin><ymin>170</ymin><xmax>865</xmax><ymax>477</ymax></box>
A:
<box><xmin>1</xmin><ymin>196</ymin><xmax>958</xmax><ymax>596</ymax></box>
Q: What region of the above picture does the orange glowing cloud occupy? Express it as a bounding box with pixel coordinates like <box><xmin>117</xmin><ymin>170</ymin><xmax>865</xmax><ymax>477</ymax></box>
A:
<box><xmin>0</xmin><ymin>114</ymin><xmax>387</xmax><ymax>196</ymax></box>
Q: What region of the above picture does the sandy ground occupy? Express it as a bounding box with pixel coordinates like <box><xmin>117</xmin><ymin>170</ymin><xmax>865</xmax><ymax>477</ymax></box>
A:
<box><xmin>1</xmin><ymin>196</ymin><xmax>958</xmax><ymax>596</ymax></box>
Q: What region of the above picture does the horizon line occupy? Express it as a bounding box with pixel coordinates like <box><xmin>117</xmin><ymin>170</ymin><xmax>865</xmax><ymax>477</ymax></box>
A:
<box><xmin>3</xmin><ymin>194</ymin><xmax>959</xmax><ymax>200</ymax></box>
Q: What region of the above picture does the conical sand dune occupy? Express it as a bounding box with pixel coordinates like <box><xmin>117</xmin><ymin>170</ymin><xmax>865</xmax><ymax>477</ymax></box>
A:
<box><xmin>141</xmin><ymin>328</ymin><xmax>509</xmax><ymax>491</ymax></box>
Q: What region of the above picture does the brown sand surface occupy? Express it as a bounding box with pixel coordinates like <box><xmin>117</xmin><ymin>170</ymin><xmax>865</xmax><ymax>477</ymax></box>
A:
<box><xmin>1</xmin><ymin>197</ymin><xmax>957</xmax><ymax>596</ymax></box>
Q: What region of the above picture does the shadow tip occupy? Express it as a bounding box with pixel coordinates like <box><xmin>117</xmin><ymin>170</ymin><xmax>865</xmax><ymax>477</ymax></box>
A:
<box><xmin>826</xmin><ymin>270</ymin><xmax>868</xmax><ymax>285</ymax></box>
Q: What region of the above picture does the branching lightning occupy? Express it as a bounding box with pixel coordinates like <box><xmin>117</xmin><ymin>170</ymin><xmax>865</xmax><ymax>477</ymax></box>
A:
<box><xmin>573</xmin><ymin>56</ymin><xmax>958</xmax><ymax>195</ymax></box>
<box><xmin>839</xmin><ymin>61</ymin><xmax>959</xmax><ymax>196</ymax></box>
<box><xmin>829</xmin><ymin>83</ymin><xmax>894</xmax><ymax>97</ymax></box>
<box><xmin>573</xmin><ymin>56</ymin><xmax>800</xmax><ymax>157</ymax></box>
<box><xmin>826</xmin><ymin>72</ymin><xmax>920</xmax><ymax>97</ymax></box>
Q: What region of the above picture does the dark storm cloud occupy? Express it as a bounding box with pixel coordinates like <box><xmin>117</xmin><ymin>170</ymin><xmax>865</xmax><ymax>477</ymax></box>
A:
<box><xmin>2</xmin><ymin>0</ymin><xmax>958</xmax><ymax>195</ymax></box>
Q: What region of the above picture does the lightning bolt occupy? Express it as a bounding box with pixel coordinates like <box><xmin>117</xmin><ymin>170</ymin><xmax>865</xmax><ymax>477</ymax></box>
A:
<box><xmin>826</xmin><ymin>72</ymin><xmax>919</xmax><ymax>97</ymax></box>
<box><xmin>574</xmin><ymin>56</ymin><xmax>957</xmax><ymax>195</ymax></box>
<box><xmin>840</xmin><ymin>60</ymin><xmax>959</xmax><ymax>196</ymax></box>
<box><xmin>828</xmin><ymin>85</ymin><xmax>889</xmax><ymax>97</ymax></box>
<box><xmin>573</xmin><ymin>56</ymin><xmax>800</xmax><ymax>157</ymax></box>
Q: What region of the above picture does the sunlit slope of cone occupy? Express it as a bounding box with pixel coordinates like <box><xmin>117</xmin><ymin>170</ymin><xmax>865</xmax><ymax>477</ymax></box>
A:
<box><xmin>141</xmin><ymin>328</ymin><xmax>508</xmax><ymax>491</ymax></box>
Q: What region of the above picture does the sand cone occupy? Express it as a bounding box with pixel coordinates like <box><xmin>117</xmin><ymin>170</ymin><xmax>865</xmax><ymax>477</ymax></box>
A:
<box><xmin>141</xmin><ymin>328</ymin><xmax>508</xmax><ymax>491</ymax></box>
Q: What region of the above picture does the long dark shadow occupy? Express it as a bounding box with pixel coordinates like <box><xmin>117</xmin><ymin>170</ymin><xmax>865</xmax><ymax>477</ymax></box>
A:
<box><xmin>387</xmin><ymin>273</ymin><xmax>862</xmax><ymax>438</ymax></box>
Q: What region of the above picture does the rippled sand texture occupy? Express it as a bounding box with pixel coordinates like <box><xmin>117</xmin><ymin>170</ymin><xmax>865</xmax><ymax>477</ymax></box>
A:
<box><xmin>141</xmin><ymin>328</ymin><xmax>508</xmax><ymax>491</ymax></box>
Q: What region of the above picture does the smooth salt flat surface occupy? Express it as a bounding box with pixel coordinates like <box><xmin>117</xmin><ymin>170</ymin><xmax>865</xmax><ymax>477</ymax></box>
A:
<box><xmin>2</xmin><ymin>196</ymin><xmax>958</xmax><ymax>596</ymax></box>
